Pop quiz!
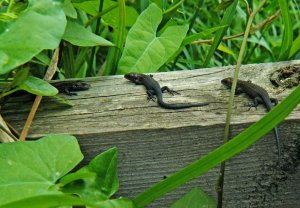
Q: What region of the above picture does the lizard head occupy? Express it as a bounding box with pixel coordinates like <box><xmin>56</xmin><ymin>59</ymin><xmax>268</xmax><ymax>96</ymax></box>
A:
<box><xmin>124</xmin><ymin>72</ymin><xmax>142</xmax><ymax>84</ymax></box>
<box><xmin>221</xmin><ymin>77</ymin><xmax>233</xmax><ymax>87</ymax></box>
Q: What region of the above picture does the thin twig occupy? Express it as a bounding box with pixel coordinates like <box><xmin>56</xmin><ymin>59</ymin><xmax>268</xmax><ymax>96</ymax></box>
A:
<box><xmin>192</xmin><ymin>9</ymin><xmax>280</xmax><ymax>45</ymax></box>
<box><xmin>19</xmin><ymin>48</ymin><xmax>59</xmax><ymax>141</ymax></box>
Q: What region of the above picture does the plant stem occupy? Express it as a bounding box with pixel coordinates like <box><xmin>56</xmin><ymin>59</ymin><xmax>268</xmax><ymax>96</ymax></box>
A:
<box><xmin>0</xmin><ymin>87</ymin><xmax>19</xmax><ymax>99</ymax></box>
<box><xmin>216</xmin><ymin>1</ymin><xmax>267</xmax><ymax>207</ymax></box>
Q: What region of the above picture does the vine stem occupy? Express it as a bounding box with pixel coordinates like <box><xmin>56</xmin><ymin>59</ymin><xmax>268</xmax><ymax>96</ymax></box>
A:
<box><xmin>216</xmin><ymin>1</ymin><xmax>267</xmax><ymax>207</ymax></box>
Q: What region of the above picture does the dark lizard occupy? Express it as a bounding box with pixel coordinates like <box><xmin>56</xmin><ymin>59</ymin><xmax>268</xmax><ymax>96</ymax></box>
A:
<box><xmin>51</xmin><ymin>81</ymin><xmax>90</xmax><ymax>95</ymax></box>
<box><xmin>124</xmin><ymin>72</ymin><xmax>209</xmax><ymax>109</ymax></box>
<box><xmin>221</xmin><ymin>77</ymin><xmax>282</xmax><ymax>159</ymax></box>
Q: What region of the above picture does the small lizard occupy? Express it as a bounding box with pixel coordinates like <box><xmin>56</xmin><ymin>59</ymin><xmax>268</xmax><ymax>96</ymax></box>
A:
<box><xmin>124</xmin><ymin>72</ymin><xmax>209</xmax><ymax>109</ymax></box>
<box><xmin>51</xmin><ymin>81</ymin><xmax>90</xmax><ymax>96</ymax></box>
<box><xmin>221</xmin><ymin>77</ymin><xmax>282</xmax><ymax>159</ymax></box>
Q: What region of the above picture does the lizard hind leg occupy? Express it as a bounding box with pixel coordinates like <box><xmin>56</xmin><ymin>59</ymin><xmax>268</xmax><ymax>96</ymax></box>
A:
<box><xmin>247</xmin><ymin>97</ymin><xmax>262</xmax><ymax>110</ymax></box>
<box><xmin>270</xmin><ymin>98</ymin><xmax>278</xmax><ymax>105</ymax></box>
<box><xmin>161</xmin><ymin>86</ymin><xmax>180</xmax><ymax>95</ymax></box>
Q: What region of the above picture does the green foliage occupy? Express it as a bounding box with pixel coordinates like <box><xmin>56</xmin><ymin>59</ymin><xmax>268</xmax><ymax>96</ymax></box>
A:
<box><xmin>0</xmin><ymin>0</ymin><xmax>66</xmax><ymax>75</ymax></box>
<box><xmin>277</xmin><ymin>0</ymin><xmax>293</xmax><ymax>60</ymax></box>
<box><xmin>0</xmin><ymin>135</ymin><xmax>134</xmax><ymax>208</ymax></box>
<box><xmin>0</xmin><ymin>75</ymin><xmax>58</xmax><ymax>99</ymax></box>
<box><xmin>117</xmin><ymin>3</ymin><xmax>188</xmax><ymax>74</ymax></box>
<box><xmin>63</xmin><ymin>19</ymin><xmax>114</xmax><ymax>47</ymax></box>
<box><xmin>203</xmin><ymin>0</ymin><xmax>238</xmax><ymax>67</ymax></box>
<box><xmin>0</xmin><ymin>135</ymin><xmax>83</xmax><ymax>206</ymax></box>
<box><xmin>18</xmin><ymin>76</ymin><xmax>58</xmax><ymax>96</ymax></box>
<box><xmin>171</xmin><ymin>187</ymin><xmax>216</xmax><ymax>208</ymax></box>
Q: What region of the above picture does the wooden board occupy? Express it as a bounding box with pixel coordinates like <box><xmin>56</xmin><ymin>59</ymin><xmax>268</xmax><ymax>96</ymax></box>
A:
<box><xmin>2</xmin><ymin>60</ymin><xmax>300</xmax><ymax>207</ymax></box>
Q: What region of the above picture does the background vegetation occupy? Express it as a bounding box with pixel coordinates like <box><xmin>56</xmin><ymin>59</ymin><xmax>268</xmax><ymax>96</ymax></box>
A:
<box><xmin>0</xmin><ymin>0</ymin><xmax>299</xmax><ymax>80</ymax></box>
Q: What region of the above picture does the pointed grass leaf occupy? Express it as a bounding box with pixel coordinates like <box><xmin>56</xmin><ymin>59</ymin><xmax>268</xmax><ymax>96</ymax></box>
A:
<box><xmin>278</xmin><ymin>0</ymin><xmax>293</xmax><ymax>60</ymax></box>
<box><xmin>19</xmin><ymin>76</ymin><xmax>58</xmax><ymax>96</ymax></box>
<box><xmin>289</xmin><ymin>34</ymin><xmax>300</xmax><ymax>58</ymax></box>
<box><xmin>0</xmin><ymin>0</ymin><xmax>66</xmax><ymax>74</ymax></box>
<box><xmin>203</xmin><ymin>0</ymin><xmax>238</xmax><ymax>67</ymax></box>
<box><xmin>117</xmin><ymin>3</ymin><xmax>188</xmax><ymax>74</ymax></box>
<box><xmin>0</xmin><ymin>135</ymin><xmax>83</xmax><ymax>206</ymax></box>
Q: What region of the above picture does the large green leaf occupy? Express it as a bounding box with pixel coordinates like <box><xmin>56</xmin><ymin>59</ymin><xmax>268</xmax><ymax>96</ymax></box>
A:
<box><xmin>60</xmin><ymin>147</ymin><xmax>119</xmax><ymax>203</ymax></box>
<box><xmin>0</xmin><ymin>135</ymin><xmax>83</xmax><ymax>206</ymax></box>
<box><xmin>133</xmin><ymin>80</ymin><xmax>300</xmax><ymax>207</ymax></box>
<box><xmin>63</xmin><ymin>19</ymin><xmax>114</xmax><ymax>47</ymax></box>
<box><xmin>0</xmin><ymin>195</ymin><xmax>134</xmax><ymax>208</ymax></box>
<box><xmin>0</xmin><ymin>0</ymin><xmax>66</xmax><ymax>74</ymax></box>
<box><xmin>171</xmin><ymin>187</ymin><xmax>216</xmax><ymax>208</ymax></box>
<box><xmin>117</xmin><ymin>3</ymin><xmax>188</xmax><ymax>74</ymax></box>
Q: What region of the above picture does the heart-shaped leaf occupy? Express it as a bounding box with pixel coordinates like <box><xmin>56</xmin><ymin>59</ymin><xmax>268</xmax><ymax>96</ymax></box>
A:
<box><xmin>117</xmin><ymin>3</ymin><xmax>188</xmax><ymax>74</ymax></box>
<box><xmin>0</xmin><ymin>135</ymin><xmax>83</xmax><ymax>206</ymax></box>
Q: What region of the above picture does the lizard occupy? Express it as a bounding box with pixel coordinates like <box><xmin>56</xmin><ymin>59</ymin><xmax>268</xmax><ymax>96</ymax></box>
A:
<box><xmin>51</xmin><ymin>81</ymin><xmax>90</xmax><ymax>96</ymax></box>
<box><xmin>124</xmin><ymin>72</ymin><xmax>209</xmax><ymax>109</ymax></box>
<box><xmin>221</xmin><ymin>77</ymin><xmax>282</xmax><ymax>159</ymax></box>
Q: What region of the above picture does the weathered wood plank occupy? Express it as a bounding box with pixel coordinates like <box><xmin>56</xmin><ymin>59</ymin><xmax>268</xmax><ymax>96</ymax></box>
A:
<box><xmin>2</xmin><ymin>60</ymin><xmax>300</xmax><ymax>207</ymax></box>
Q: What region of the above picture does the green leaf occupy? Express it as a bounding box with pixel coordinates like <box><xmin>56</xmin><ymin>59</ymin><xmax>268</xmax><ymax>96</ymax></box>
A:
<box><xmin>0</xmin><ymin>194</ymin><xmax>86</xmax><ymax>208</ymax></box>
<box><xmin>63</xmin><ymin>0</ymin><xmax>77</xmax><ymax>18</ymax></box>
<box><xmin>0</xmin><ymin>0</ymin><xmax>66</xmax><ymax>75</ymax></box>
<box><xmin>10</xmin><ymin>67</ymin><xmax>30</xmax><ymax>88</ymax></box>
<box><xmin>133</xmin><ymin>81</ymin><xmax>300</xmax><ymax>207</ymax></box>
<box><xmin>60</xmin><ymin>147</ymin><xmax>119</xmax><ymax>202</ymax></box>
<box><xmin>278</xmin><ymin>0</ymin><xmax>293</xmax><ymax>60</ymax></box>
<box><xmin>171</xmin><ymin>187</ymin><xmax>216</xmax><ymax>208</ymax></box>
<box><xmin>158</xmin><ymin>0</ymin><xmax>184</xmax><ymax>30</ymax></box>
<box><xmin>0</xmin><ymin>135</ymin><xmax>83</xmax><ymax>206</ymax></box>
<box><xmin>117</xmin><ymin>3</ymin><xmax>188</xmax><ymax>74</ymax></box>
<box><xmin>183</xmin><ymin>25</ymin><xmax>228</xmax><ymax>45</ymax></box>
<box><xmin>214</xmin><ymin>0</ymin><xmax>235</xmax><ymax>12</ymax></box>
<box><xmin>19</xmin><ymin>76</ymin><xmax>58</xmax><ymax>96</ymax></box>
<box><xmin>203</xmin><ymin>0</ymin><xmax>238</xmax><ymax>67</ymax></box>
<box><xmin>217</xmin><ymin>43</ymin><xmax>237</xmax><ymax>60</ymax></box>
<box><xmin>73</xmin><ymin>0</ymin><xmax>138</xmax><ymax>28</ymax></box>
<box><xmin>289</xmin><ymin>34</ymin><xmax>300</xmax><ymax>58</ymax></box>
<box><xmin>63</xmin><ymin>19</ymin><xmax>114</xmax><ymax>47</ymax></box>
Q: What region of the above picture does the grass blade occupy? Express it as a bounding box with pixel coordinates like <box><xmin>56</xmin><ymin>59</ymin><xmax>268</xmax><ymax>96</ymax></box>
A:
<box><xmin>202</xmin><ymin>0</ymin><xmax>238</xmax><ymax>67</ymax></box>
<box><xmin>278</xmin><ymin>0</ymin><xmax>293</xmax><ymax>60</ymax></box>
